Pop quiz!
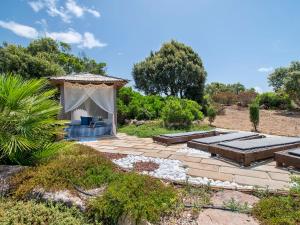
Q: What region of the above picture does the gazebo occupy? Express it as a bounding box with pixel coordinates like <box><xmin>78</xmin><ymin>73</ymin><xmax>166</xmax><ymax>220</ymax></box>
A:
<box><xmin>49</xmin><ymin>73</ymin><xmax>127</xmax><ymax>139</ymax></box>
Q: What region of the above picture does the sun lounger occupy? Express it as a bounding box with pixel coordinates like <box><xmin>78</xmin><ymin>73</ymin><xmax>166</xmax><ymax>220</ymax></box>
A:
<box><xmin>187</xmin><ymin>131</ymin><xmax>261</xmax><ymax>151</ymax></box>
<box><xmin>275</xmin><ymin>148</ymin><xmax>300</xmax><ymax>169</ymax></box>
<box><xmin>152</xmin><ymin>130</ymin><xmax>219</xmax><ymax>145</ymax></box>
<box><xmin>208</xmin><ymin>137</ymin><xmax>300</xmax><ymax>167</ymax></box>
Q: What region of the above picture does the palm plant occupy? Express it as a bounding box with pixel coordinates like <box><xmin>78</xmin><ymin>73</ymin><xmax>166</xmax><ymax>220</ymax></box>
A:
<box><xmin>0</xmin><ymin>74</ymin><xmax>64</xmax><ymax>164</ymax></box>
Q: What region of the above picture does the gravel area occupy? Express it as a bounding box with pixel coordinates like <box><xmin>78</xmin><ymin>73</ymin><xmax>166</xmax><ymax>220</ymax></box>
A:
<box><xmin>113</xmin><ymin>155</ymin><xmax>253</xmax><ymax>189</ymax></box>
<box><xmin>133</xmin><ymin>161</ymin><xmax>160</xmax><ymax>172</ymax></box>
<box><xmin>101</xmin><ymin>152</ymin><xmax>127</xmax><ymax>160</ymax></box>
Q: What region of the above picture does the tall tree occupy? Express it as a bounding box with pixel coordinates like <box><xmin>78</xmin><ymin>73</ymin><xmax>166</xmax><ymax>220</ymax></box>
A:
<box><xmin>0</xmin><ymin>38</ymin><xmax>106</xmax><ymax>79</ymax></box>
<box><xmin>132</xmin><ymin>40</ymin><xmax>207</xmax><ymax>103</ymax></box>
<box><xmin>268</xmin><ymin>61</ymin><xmax>300</xmax><ymax>106</ymax></box>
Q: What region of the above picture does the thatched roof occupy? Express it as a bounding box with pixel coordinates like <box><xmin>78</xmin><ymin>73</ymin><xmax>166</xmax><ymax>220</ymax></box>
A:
<box><xmin>49</xmin><ymin>73</ymin><xmax>128</xmax><ymax>87</ymax></box>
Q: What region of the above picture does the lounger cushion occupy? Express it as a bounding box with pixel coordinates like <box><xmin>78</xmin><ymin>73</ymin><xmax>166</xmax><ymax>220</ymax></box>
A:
<box><xmin>288</xmin><ymin>149</ymin><xmax>300</xmax><ymax>157</ymax></box>
<box><xmin>192</xmin><ymin>132</ymin><xmax>256</xmax><ymax>144</ymax></box>
<box><xmin>160</xmin><ymin>130</ymin><xmax>214</xmax><ymax>138</ymax></box>
<box><xmin>219</xmin><ymin>137</ymin><xmax>300</xmax><ymax>150</ymax></box>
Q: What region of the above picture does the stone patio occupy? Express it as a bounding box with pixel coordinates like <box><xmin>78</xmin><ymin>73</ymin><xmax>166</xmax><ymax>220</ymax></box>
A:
<box><xmin>84</xmin><ymin>133</ymin><xmax>298</xmax><ymax>190</ymax></box>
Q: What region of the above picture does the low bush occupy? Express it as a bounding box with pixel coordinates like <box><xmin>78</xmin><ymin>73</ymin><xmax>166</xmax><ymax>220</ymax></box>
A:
<box><xmin>207</xmin><ymin>106</ymin><xmax>217</xmax><ymax>125</ymax></box>
<box><xmin>256</xmin><ymin>92</ymin><xmax>291</xmax><ymax>110</ymax></box>
<box><xmin>237</xmin><ymin>90</ymin><xmax>258</xmax><ymax>107</ymax></box>
<box><xmin>249</xmin><ymin>103</ymin><xmax>259</xmax><ymax>131</ymax></box>
<box><xmin>88</xmin><ymin>173</ymin><xmax>178</xmax><ymax>225</ymax></box>
<box><xmin>252</xmin><ymin>196</ymin><xmax>300</xmax><ymax>225</ymax></box>
<box><xmin>0</xmin><ymin>199</ymin><xmax>94</xmax><ymax>225</ymax></box>
<box><xmin>212</xmin><ymin>91</ymin><xmax>237</xmax><ymax>105</ymax></box>
<box><xmin>118</xmin><ymin>120</ymin><xmax>211</xmax><ymax>138</ymax></box>
<box><xmin>11</xmin><ymin>144</ymin><xmax>119</xmax><ymax>198</ymax></box>
<box><xmin>161</xmin><ymin>98</ymin><xmax>203</xmax><ymax>129</ymax></box>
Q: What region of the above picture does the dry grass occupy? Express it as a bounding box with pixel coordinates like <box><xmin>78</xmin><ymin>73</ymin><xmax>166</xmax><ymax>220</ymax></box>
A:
<box><xmin>211</xmin><ymin>106</ymin><xmax>300</xmax><ymax>136</ymax></box>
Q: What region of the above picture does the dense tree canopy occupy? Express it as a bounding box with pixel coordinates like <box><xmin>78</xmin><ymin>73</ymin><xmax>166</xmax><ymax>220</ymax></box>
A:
<box><xmin>132</xmin><ymin>40</ymin><xmax>207</xmax><ymax>103</ymax></box>
<box><xmin>268</xmin><ymin>61</ymin><xmax>300</xmax><ymax>106</ymax></box>
<box><xmin>205</xmin><ymin>82</ymin><xmax>246</xmax><ymax>96</ymax></box>
<box><xmin>0</xmin><ymin>38</ymin><xmax>106</xmax><ymax>79</ymax></box>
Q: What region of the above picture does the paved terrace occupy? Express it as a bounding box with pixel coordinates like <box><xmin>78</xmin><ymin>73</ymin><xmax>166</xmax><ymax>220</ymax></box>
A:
<box><xmin>85</xmin><ymin>133</ymin><xmax>297</xmax><ymax>190</ymax></box>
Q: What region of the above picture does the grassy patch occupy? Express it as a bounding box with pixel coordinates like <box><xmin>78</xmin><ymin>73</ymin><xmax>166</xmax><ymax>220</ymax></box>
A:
<box><xmin>118</xmin><ymin>120</ymin><xmax>212</xmax><ymax>138</ymax></box>
<box><xmin>252</xmin><ymin>196</ymin><xmax>300</xmax><ymax>225</ymax></box>
<box><xmin>0</xmin><ymin>198</ymin><xmax>95</xmax><ymax>225</ymax></box>
<box><xmin>12</xmin><ymin>144</ymin><xmax>120</xmax><ymax>198</ymax></box>
<box><xmin>88</xmin><ymin>172</ymin><xmax>178</xmax><ymax>225</ymax></box>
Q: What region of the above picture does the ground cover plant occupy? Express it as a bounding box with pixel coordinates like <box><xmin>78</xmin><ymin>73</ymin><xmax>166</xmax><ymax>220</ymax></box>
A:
<box><xmin>253</xmin><ymin>177</ymin><xmax>300</xmax><ymax>225</ymax></box>
<box><xmin>88</xmin><ymin>173</ymin><xmax>178</xmax><ymax>225</ymax></box>
<box><xmin>10</xmin><ymin>144</ymin><xmax>179</xmax><ymax>225</ymax></box>
<box><xmin>0</xmin><ymin>198</ymin><xmax>95</xmax><ymax>225</ymax></box>
<box><xmin>118</xmin><ymin>120</ymin><xmax>211</xmax><ymax>138</ymax></box>
<box><xmin>11</xmin><ymin>144</ymin><xmax>120</xmax><ymax>198</ymax></box>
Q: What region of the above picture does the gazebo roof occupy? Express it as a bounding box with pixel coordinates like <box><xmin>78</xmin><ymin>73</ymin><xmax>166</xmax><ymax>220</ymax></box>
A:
<box><xmin>49</xmin><ymin>73</ymin><xmax>128</xmax><ymax>87</ymax></box>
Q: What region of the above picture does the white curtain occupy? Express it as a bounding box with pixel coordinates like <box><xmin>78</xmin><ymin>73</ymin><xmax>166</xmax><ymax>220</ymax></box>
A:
<box><xmin>64</xmin><ymin>83</ymin><xmax>116</xmax><ymax>135</ymax></box>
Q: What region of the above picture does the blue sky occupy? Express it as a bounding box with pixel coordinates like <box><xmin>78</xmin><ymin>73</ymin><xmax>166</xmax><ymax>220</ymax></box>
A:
<box><xmin>0</xmin><ymin>0</ymin><xmax>299</xmax><ymax>92</ymax></box>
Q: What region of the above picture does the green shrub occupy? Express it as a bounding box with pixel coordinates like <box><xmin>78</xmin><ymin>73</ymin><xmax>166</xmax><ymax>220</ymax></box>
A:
<box><xmin>257</xmin><ymin>92</ymin><xmax>291</xmax><ymax>109</ymax></box>
<box><xmin>207</xmin><ymin>107</ymin><xmax>217</xmax><ymax>125</ymax></box>
<box><xmin>0</xmin><ymin>199</ymin><xmax>94</xmax><ymax>225</ymax></box>
<box><xmin>118</xmin><ymin>120</ymin><xmax>211</xmax><ymax>138</ymax></box>
<box><xmin>0</xmin><ymin>74</ymin><xmax>64</xmax><ymax>165</ymax></box>
<box><xmin>249</xmin><ymin>103</ymin><xmax>259</xmax><ymax>131</ymax></box>
<box><xmin>252</xmin><ymin>196</ymin><xmax>300</xmax><ymax>225</ymax></box>
<box><xmin>117</xmin><ymin>87</ymin><xmax>164</xmax><ymax>123</ymax></box>
<box><xmin>88</xmin><ymin>173</ymin><xmax>178</xmax><ymax>225</ymax></box>
<box><xmin>11</xmin><ymin>144</ymin><xmax>119</xmax><ymax>198</ymax></box>
<box><xmin>161</xmin><ymin>98</ymin><xmax>203</xmax><ymax>129</ymax></box>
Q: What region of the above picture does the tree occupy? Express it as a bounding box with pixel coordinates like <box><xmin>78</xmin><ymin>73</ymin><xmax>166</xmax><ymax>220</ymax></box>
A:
<box><xmin>284</xmin><ymin>71</ymin><xmax>300</xmax><ymax>106</ymax></box>
<box><xmin>0</xmin><ymin>38</ymin><xmax>106</xmax><ymax>79</ymax></box>
<box><xmin>249</xmin><ymin>103</ymin><xmax>260</xmax><ymax>132</ymax></box>
<box><xmin>268</xmin><ymin>61</ymin><xmax>300</xmax><ymax>106</ymax></box>
<box><xmin>132</xmin><ymin>40</ymin><xmax>207</xmax><ymax>103</ymax></box>
<box><xmin>205</xmin><ymin>82</ymin><xmax>246</xmax><ymax>96</ymax></box>
<box><xmin>0</xmin><ymin>74</ymin><xmax>64</xmax><ymax>164</ymax></box>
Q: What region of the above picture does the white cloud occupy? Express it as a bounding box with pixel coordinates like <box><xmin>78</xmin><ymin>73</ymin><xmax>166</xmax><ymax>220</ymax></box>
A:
<box><xmin>258</xmin><ymin>67</ymin><xmax>274</xmax><ymax>73</ymax></box>
<box><xmin>254</xmin><ymin>86</ymin><xmax>263</xmax><ymax>94</ymax></box>
<box><xmin>117</xmin><ymin>52</ymin><xmax>124</xmax><ymax>56</ymax></box>
<box><xmin>45</xmin><ymin>30</ymin><xmax>106</xmax><ymax>49</ymax></box>
<box><xmin>0</xmin><ymin>19</ymin><xmax>105</xmax><ymax>49</ymax></box>
<box><xmin>45</xmin><ymin>30</ymin><xmax>82</xmax><ymax>43</ymax></box>
<box><xmin>66</xmin><ymin>0</ymin><xmax>84</xmax><ymax>17</ymax></box>
<box><xmin>0</xmin><ymin>21</ymin><xmax>39</xmax><ymax>39</ymax></box>
<box><xmin>28</xmin><ymin>0</ymin><xmax>100</xmax><ymax>23</ymax></box>
<box><xmin>79</xmin><ymin>32</ymin><xmax>107</xmax><ymax>49</ymax></box>
<box><xmin>28</xmin><ymin>0</ymin><xmax>44</xmax><ymax>12</ymax></box>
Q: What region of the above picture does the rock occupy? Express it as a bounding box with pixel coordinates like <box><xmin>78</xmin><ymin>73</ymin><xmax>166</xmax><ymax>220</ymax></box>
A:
<box><xmin>135</xmin><ymin>120</ymin><xmax>145</xmax><ymax>126</ymax></box>
<box><xmin>0</xmin><ymin>165</ymin><xmax>26</xmax><ymax>196</ymax></box>
<box><xmin>211</xmin><ymin>190</ymin><xmax>259</xmax><ymax>208</ymax></box>
<box><xmin>197</xmin><ymin>209</ymin><xmax>259</xmax><ymax>225</ymax></box>
<box><xmin>31</xmin><ymin>187</ymin><xmax>106</xmax><ymax>211</ymax></box>
<box><xmin>259</xmin><ymin>104</ymin><xmax>268</xmax><ymax>109</ymax></box>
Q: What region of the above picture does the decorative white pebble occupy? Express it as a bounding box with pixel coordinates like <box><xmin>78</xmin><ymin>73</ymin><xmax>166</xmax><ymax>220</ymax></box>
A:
<box><xmin>113</xmin><ymin>155</ymin><xmax>253</xmax><ymax>190</ymax></box>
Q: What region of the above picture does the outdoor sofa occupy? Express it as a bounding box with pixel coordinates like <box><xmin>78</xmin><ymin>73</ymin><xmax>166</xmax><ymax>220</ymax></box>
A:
<box><xmin>275</xmin><ymin>148</ymin><xmax>300</xmax><ymax>169</ymax></box>
<box><xmin>208</xmin><ymin>137</ymin><xmax>300</xmax><ymax>167</ymax></box>
<box><xmin>152</xmin><ymin>130</ymin><xmax>220</xmax><ymax>145</ymax></box>
<box><xmin>187</xmin><ymin>131</ymin><xmax>261</xmax><ymax>151</ymax></box>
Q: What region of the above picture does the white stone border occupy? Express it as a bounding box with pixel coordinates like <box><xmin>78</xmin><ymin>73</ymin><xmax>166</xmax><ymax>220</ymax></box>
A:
<box><xmin>113</xmin><ymin>155</ymin><xmax>253</xmax><ymax>189</ymax></box>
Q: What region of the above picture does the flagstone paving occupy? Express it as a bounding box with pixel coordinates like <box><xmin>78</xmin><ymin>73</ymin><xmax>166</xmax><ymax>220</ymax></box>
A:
<box><xmin>85</xmin><ymin>133</ymin><xmax>299</xmax><ymax>190</ymax></box>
